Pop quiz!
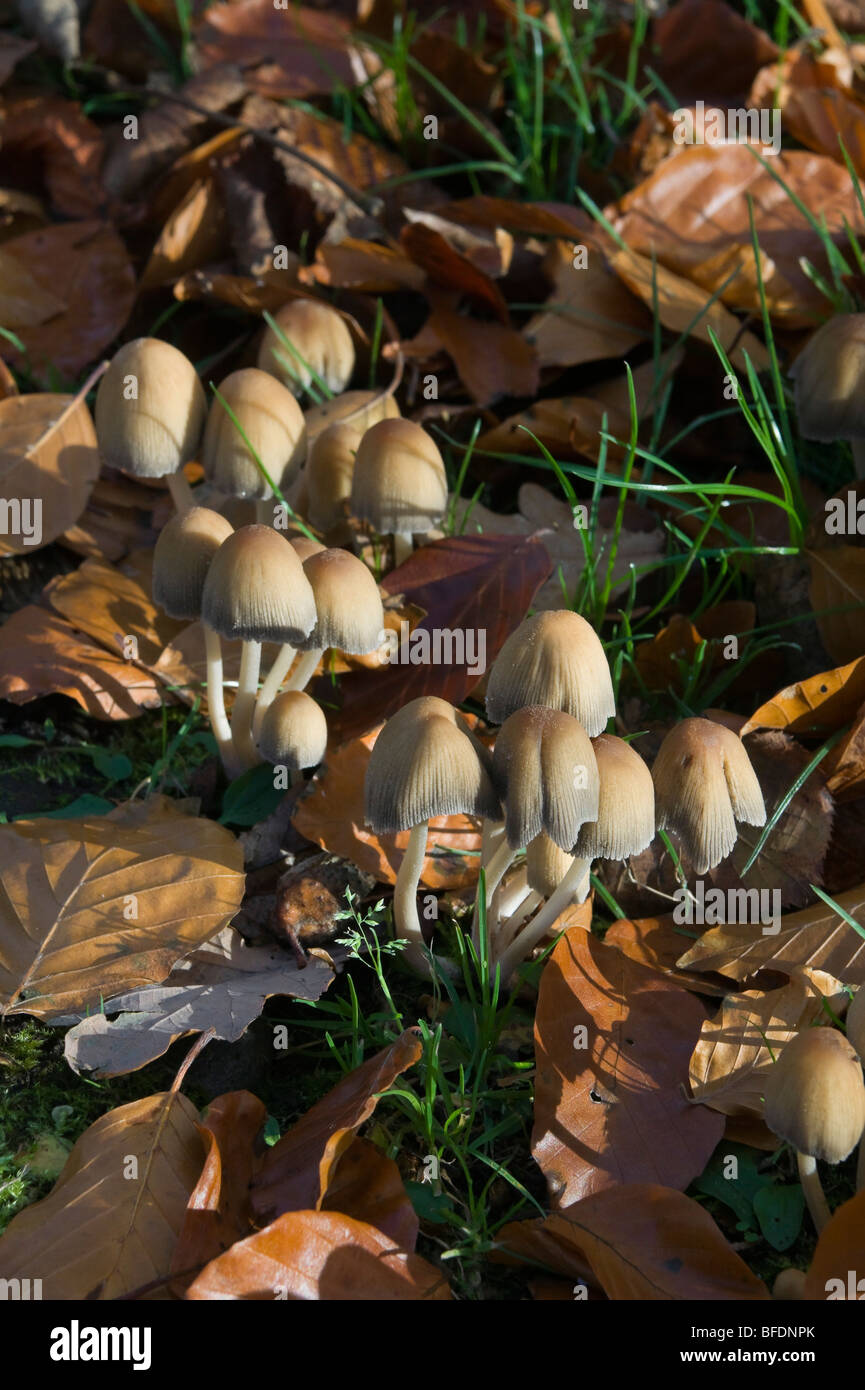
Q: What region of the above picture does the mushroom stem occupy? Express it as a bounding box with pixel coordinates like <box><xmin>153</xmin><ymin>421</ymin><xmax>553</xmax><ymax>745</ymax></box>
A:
<box><xmin>853</xmin><ymin>439</ymin><xmax>865</xmax><ymax>480</ymax></box>
<box><xmin>166</xmin><ymin>469</ymin><xmax>195</xmax><ymax>512</ymax></box>
<box><xmin>496</xmin><ymin>867</ymin><xmax>530</xmax><ymax>921</ymax></box>
<box><xmin>286</xmin><ymin>647</ymin><xmax>324</xmax><ymax>693</ymax></box>
<box><xmin>392</xmin><ymin>531</ymin><xmax>414</xmax><ymax>567</ymax></box>
<box><xmin>495</xmin><ymin>890</ymin><xmax>543</xmax><ymax>954</ymax></box>
<box><xmin>497</xmin><ymin>856</ymin><xmax>591</xmax><ymax>982</ymax></box>
<box><xmin>797</xmin><ymin>1151</ymin><xmax>831</xmax><ymax>1232</ymax></box>
<box><xmin>232</xmin><ymin>639</ymin><xmax>263</xmax><ymax>769</ymax></box>
<box><xmin>393</xmin><ymin>821</ymin><xmax>434</xmax><ymax>975</ymax></box>
<box><xmin>472</xmin><ymin>838</ymin><xmax>517</xmax><ymax>954</ymax></box>
<box><xmin>204</xmin><ymin>625</ymin><xmax>240</xmax><ymax>777</ymax></box>
<box><xmin>252</xmin><ymin>643</ymin><xmax>296</xmax><ymax>742</ymax></box>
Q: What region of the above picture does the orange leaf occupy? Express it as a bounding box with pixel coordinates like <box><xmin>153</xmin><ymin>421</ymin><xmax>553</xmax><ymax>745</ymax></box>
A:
<box><xmin>320</xmin><ymin>1137</ymin><xmax>419</xmax><ymax>1250</ymax></box>
<box><xmin>804</xmin><ymin>1188</ymin><xmax>865</xmax><ymax>1300</ymax></box>
<box><xmin>741</xmin><ymin>655</ymin><xmax>865</xmax><ymax>736</ymax></box>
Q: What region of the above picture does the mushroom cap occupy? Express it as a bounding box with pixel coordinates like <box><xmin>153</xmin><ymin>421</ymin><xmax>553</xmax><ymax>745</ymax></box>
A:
<box><xmin>789</xmin><ymin>313</ymin><xmax>865</xmax><ymax>442</ymax></box>
<box><xmin>201</xmin><ymin>524</ymin><xmax>317</xmax><ymax>644</ymax></box>
<box><xmin>299</xmin><ymin>548</ymin><xmax>384</xmax><ymax>654</ymax></box>
<box><xmin>485</xmin><ymin>609</ymin><xmax>616</xmax><ymax>737</ymax></box>
<box><xmin>305</xmin><ymin>388</ymin><xmax>399</xmax><ymax>443</ymax></box>
<box><xmin>258</xmin><ymin>690</ymin><xmax>328</xmax><ymax>769</ymax></box>
<box><xmin>289</xmin><ymin>535</ymin><xmax>326</xmax><ymax>563</ymax></box>
<box><xmin>351</xmin><ymin>418</ymin><xmax>447</xmax><ymax>536</ymax></box>
<box><xmin>574</xmin><ymin>733</ymin><xmax>655</xmax><ymax>860</ymax></box>
<box><xmin>364</xmin><ymin>695</ymin><xmax>499</xmax><ymax>833</ymax></box>
<box><xmin>652</xmin><ymin>717</ymin><xmax>765</xmax><ymax>874</ymax></box>
<box><xmin>257</xmin><ymin>299</ymin><xmax>355</xmax><ymax>396</ymax></box>
<box><xmin>846</xmin><ymin>986</ymin><xmax>865</xmax><ymax>1062</ymax></box>
<box><xmin>763</xmin><ymin>1027</ymin><xmax>865</xmax><ymax>1163</ymax></box>
<box><xmin>526</xmin><ymin>832</ymin><xmax>575</xmax><ymax>897</ymax></box>
<box><xmin>152</xmin><ymin>506</ymin><xmax>234</xmax><ymax>620</ymax></box>
<box><xmin>201</xmin><ymin>368</ymin><xmax>307</xmax><ymax>500</ymax></box>
<box><xmin>491</xmin><ymin>705</ymin><xmax>599</xmax><ymax>850</ymax></box>
<box><xmin>306</xmin><ymin>419</ymin><xmax>362</xmax><ymax>531</ymax></box>
<box><xmin>95</xmin><ymin>337</ymin><xmax>207</xmax><ymax>478</ymax></box>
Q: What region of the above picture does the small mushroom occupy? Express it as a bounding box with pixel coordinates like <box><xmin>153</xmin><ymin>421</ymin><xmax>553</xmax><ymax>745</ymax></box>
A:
<box><xmin>286</xmin><ymin>548</ymin><xmax>385</xmax><ymax>694</ymax></box>
<box><xmin>845</xmin><ymin>986</ymin><xmax>865</xmax><ymax>1189</ymax></box>
<box><xmin>202</xmin><ymin>368</ymin><xmax>306</xmax><ymax>513</ymax></box>
<box><xmin>485</xmin><ymin>609</ymin><xmax>616</xmax><ymax>737</ymax></box>
<box><xmin>305</xmin><ymin>420</ymin><xmax>364</xmax><ymax>533</ymax></box>
<box><xmin>257</xmin><ymin>299</ymin><xmax>355</xmax><ymax>397</ymax></box>
<box><xmin>95</xmin><ymin>337</ymin><xmax>206</xmax><ymax>511</ymax></box>
<box><xmin>789</xmin><ymin>313</ymin><xmax>865</xmax><ymax>478</ymax></box>
<box><xmin>763</xmin><ymin>1027</ymin><xmax>865</xmax><ymax>1232</ymax></box>
<box><xmin>258</xmin><ymin>690</ymin><xmax>328</xmax><ymax>775</ymax></box>
<box><xmin>651</xmin><ymin>717</ymin><xmax>765</xmax><ymax>873</ymax></box>
<box><xmin>351</xmin><ymin>418</ymin><xmax>448</xmax><ymax>566</ymax></box>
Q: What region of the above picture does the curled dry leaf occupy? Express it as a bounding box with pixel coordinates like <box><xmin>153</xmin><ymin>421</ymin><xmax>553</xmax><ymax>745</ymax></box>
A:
<box><xmin>532</xmin><ymin>927</ymin><xmax>724</xmax><ymax>1207</ymax></box>
<box><xmin>807</xmin><ymin>544</ymin><xmax>865</xmax><ymax>666</ymax></box>
<box><xmin>320</xmin><ymin>1136</ymin><xmax>419</xmax><ymax>1250</ymax></box>
<box><xmin>0</xmin><ymin>795</ymin><xmax>246</xmax><ymax>1020</ymax></box>
<box><xmin>652</xmin><ymin>0</ymin><xmax>778</xmax><ymax>107</ymax></box>
<box><xmin>604</xmin><ymin>913</ymin><xmax>731</xmax><ymax>997</ymax></box>
<box><xmin>804</xmin><ymin>1187</ymin><xmax>865</xmax><ymax>1300</ymax></box>
<box><xmin>186</xmin><ymin>1209</ymin><xmax>450</xmax><ymax>1301</ymax></box>
<box><xmin>0</xmin><ymin>1090</ymin><xmax>205</xmax><ymax>1299</ymax></box>
<box><xmin>45</xmin><ymin>554</ymin><xmax>186</xmax><ymax>672</ymax></box>
<box><xmin>195</xmin><ymin>2</ymin><xmax>355</xmax><ymax>100</ymax></box>
<box><xmin>502</xmin><ymin>1184</ymin><xmax>771</xmax><ymax>1301</ymax></box>
<box><xmin>423</xmin><ymin>299</ymin><xmax>540</xmax><ymax>404</ymax></box>
<box><xmin>0</xmin><ymin>94</ymin><xmax>105</xmax><ymax>217</ymax></box>
<box><xmin>524</xmin><ymin>238</ymin><xmax>650</xmax><ymax>370</ymax></box>
<box><xmin>139</xmin><ymin>177</ymin><xmax>229</xmax><ymax>290</ymax></box>
<box><xmin>0</xmin><ymin>393</ymin><xmax>100</xmax><ymax>556</ymax></box>
<box><xmin>742</xmin><ymin>655</ymin><xmax>865</xmax><ymax>737</ymax></box>
<box><xmin>64</xmin><ymin>926</ymin><xmax>333</xmax><ymax>1078</ymax></box>
<box><xmin>250</xmin><ymin>1029</ymin><xmax>423</xmax><ymax>1224</ymax></box>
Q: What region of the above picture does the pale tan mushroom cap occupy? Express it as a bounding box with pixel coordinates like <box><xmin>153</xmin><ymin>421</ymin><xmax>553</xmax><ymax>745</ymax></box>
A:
<box><xmin>201</xmin><ymin>524</ymin><xmax>317</xmax><ymax>644</ymax></box>
<box><xmin>764</xmin><ymin>1027</ymin><xmax>865</xmax><ymax>1163</ymax></box>
<box><xmin>365</xmin><ymin>695</ymin><xmax>499</xmax><ymax>833</ymax></box>
<box><xmin>575</xmin><ymin>734</ymin><xmax>655</xmax><ymax>860</ymax></box>
<box><xmin>299</xmin><ymin>548</ymin><xmax>384</xmax><ymax>654</ymax></box>
<box><xmin>351</xmin><ymin>418</ymin><xmax>447</xmax><ymax>535</ymax></box>
<box><xmin>289</xmin><ymin>535</ymin><xmax>326</xmax><ymax>563</ymax></box>
<box><xmin>492</xmin><ymin>705</ymin><xmax>599</xmax><ymax>850</ymax></box>
<box><xmin>259</xmin><ymin>690</ymin><xmax>328</xmax><ymax>769</ymax></box>
<box><xmin>306</xmin><ymin>419</ymin><xmax>363</xmax><ymax>531</ymax></box>
<box><xmin>790</xmin><ymin>313</ymin><xmax>865</xmax><ymax>442</ymax></box>
<box><xmin>202</xmin><ymin>368</ymin><xmax>306</xmax><ymax>499</ymax></box>
<box><xmin>485</xmin><ymin>609</ymin><xmax>616</xmax><ymax>737</ymax></box>
<box><xmin>305</xmin><ymin>388</ymin><xmax>399</xmax><ymax>443</ymax></box>
<box><xmin>95</xmin><ymin>337</ymin><xmax>207</xmax><ymax>478</ymax></box>
<box><xmin>846</xmin><ymin>987</ymin><xmax>865</xmax><ymax>1062</ymax></box>
<box><xmin>526</xmin><ymin>832</ymin><xmax>575</xmax><ymax>897</ymax></box>
<box><xmin>152</xmin><ymin>506</ymin><xmax>233</xmax><ymax>620</ymax></box>
<box><xmin>257</xmin><ymin>299</ymin><xmax>355</xmax><ymax>396</ymax></box>
<box><xmin>652</xmin><ymin>717</ymin><xmax>765</xmax><ymax>874</ymax></box>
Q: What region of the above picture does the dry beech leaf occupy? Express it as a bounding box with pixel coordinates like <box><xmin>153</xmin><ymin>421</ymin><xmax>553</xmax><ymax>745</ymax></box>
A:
<box><xmin>783</xmin><ymin>87</ymin><xmax>865</xmax><ymax>175</ymax></box>
<box><xmin>437</xmin><ymin>195</ymin><xmax>591</xmax><ymax>240</ymax></box>
<box><xmin>171</xmin><ymin>1090</ymin><xmax>267</xmax><ymax>1292</ymax></box>
<box><xmin>422</xmin><ymin>301</ymin><xmax>539</xmax><ymax>404</ymax></box>
<box><xmin>0</xmin><ymin>94</ymin><xmax>105</xmax><ymax>218</ymax></box>
<box><xmin>64</xmin><ymin>926</ymin><xmax>333</xmax><ymax>1078</ymax></box>
<box><xmin>604</xmin><ymin>913</ymin><xmax>731</xmax><ymax>997</ymax></box>
<box><xmin>652</xmin><ymin>0</ymin><xmax>778</xmax><ymax>108</ymax></box>
<box><xmin>676</xmin><ymin>883</ymin><xmax>865</xmax><ymax>985</ymax></box>
<box><xmin>251</xmin><ymin>1030</ymin><xmax>423</xmax><ymax>1225</ymax></box>
<box><xmin>46</xmin><ymin>555</ymin><xmax>186</xmax><ymax>670</ymax></box>
<box><xmin>742</xmin><ymin>655</ymin><xmax>865</xmax><ymax>737</ymax></box>
<box><xmin>302</xmin><ymin>239</ymin><xmax>426</xmax><ymax>294</ymax></box>
<box><xmin>804</xmin><ymin>1187</ymin><xmax>865</xmax><ymax>1300</ymax></box>
<box><xmin>139</xmin><ymin>177</ymin><xmax>229</xmax><ymax>290</ymax></box>
<box><xmin>807</xmin><ymin>544</ymin><xmax>865</xmax><ymax>666</ymax></box>
<box><xmin>186</xmin><ymin>1210</ymin><xmax>450</xmax><ymax>1301</ymax></box>
<box><xmin>532</xmin><ymin>928</ymin><xmax>724</xmax><ymax>1207</ymax></box>
<box><xmin>196</xmin><ymin>2</ymin><xmax>355</xmax><ymax>99</ymax></box>
<box><xmin>688</xmin><ymin>976</ymin><xmax>831</xmax><ymax>1118</ymax></box>
<box><xmin>501</xmin><ymin>1185</ymin><xmax>770</xmax><ymax>1301</ymax></box>
<box><xmin>0</xmin><ymin>1090</ymin><xmax>205</xmax><ymax>1299</ymax></box>
<box><xmin>0</xmin><ymin>246</ymin><xmax>66</xmax><ymax>326</ymax></box>
<box><xmin>826</xmin><ymin>701</ymin><xmax>865</xmax><ymax>800</ymax></box>
<box><xmin>401</xmin><ymin>223</ymin><xmax>509</xmax><ymax>322</ymax></box>
<box><xmin>524</xmin><ymin>238</ymin><xmax>650</xmax><ymax>369</ymax></box>
<box><xmin>320</xmin><ymin>1136</ymin><xmax>419</xmax><ymax>1250</ymax></box>
<box><xmin>0</xmin><ymin>393</ymin><xmax>100</xmax><ymax>556</ymax></box>
<box><xmin>0</xmin><ymin>796</ymin><xmax>246</xmax><ymax>1020</ymax></box>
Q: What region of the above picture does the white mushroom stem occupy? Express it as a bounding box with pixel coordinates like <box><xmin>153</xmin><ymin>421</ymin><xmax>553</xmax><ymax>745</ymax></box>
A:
<box><xmin>232</xmin><ymin>639</ymin><xmax>263</xmax><ymax>769</ymax></box>
<box><xmin>252</xmin><ymin>643</ymin><xmax>296</xmax><ymax>742</ymax></box>
<box><xmin>496</xmin><ymin>856</ymin><xmax>591</xmax><ymax>982</ymax></box>
<box><xmin>472</xmin><ymin>837</ymin><xmax>517</xmax><ymax>954</ymax></box>
<box><xmin>495</xmin><ymin>890</ymin><xmax>543</xmax><ymax>954</ymax></box>
<box><xmin>393</xmin><ymin>821</ymin><xmax>434</xmax><ymax>975</ymax></box>
<box><xmin>495</xmin><ymin>867</ymin><xmax>530</xmax><ymax>921</ymax></box>
<box><xmin>204</xmin><ymin>625</ymin><xmax>240</xmax><ymax>777</ymax></box>
<box><xmin>286</xmin><ymin>647</ymin><xmax>324</xmax><ymax>693</ymax></box>
<box><xmin>853</xmin><ymin>440</ymin><xmax>865</xmax><ymax>480</ymax></box>
<box><xmin>166</xmin><ymin>469</ymin><xmax>195</xmax><ymax>511</ymax></box>
<box><xmin>797</xmin><ymin>1151</ymin><xmax>831</xmax><ymax>1233</ymax></box>
<box><xmin>392</xmin><ymin>531</ymin><xmax>414</xmax><ymax>567</ymax></box>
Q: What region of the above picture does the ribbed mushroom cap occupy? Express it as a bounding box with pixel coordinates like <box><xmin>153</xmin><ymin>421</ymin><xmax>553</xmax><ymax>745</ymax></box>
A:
<box><xmin>289</xmin><ymin>535</ymin><xmax>326</xmax><ymax>563</ymax></box>
<box><xmin>202</xmin><ymin>368</ymin><xmax>306</xmax><ymax>500</ymax></box>
<box><xmin>299</xmin><ymin>548</ymin><xmax>384</xmax><ymax>654</ymax></box>
<box><xmin>846</xmin><ymin>987</ymin><xmax>865</xmax><ymax>1062</ymax></box>
<box><xmin>485</xmin><ymin>610</ymin><xmax>616</xmax><ymax>737</ymax></box>
<box><xmin>257</xmin><ymin>299</ymin><xmax>355</xmax><ymax>396</ymax></box>
<box><xmin>364</xmin><ymin>695</ymin><xmax>499</xmax><ymax>834</ymax></box>
<box><xmin>306</xmin><ymin>420</ymin><xmax>362</xmax><ymax>531</ymax></box>
<box><xmin>652</xmin><ymin>717</ymin><xmax>765</xmax><ymax>874</ymax></box>
<box><xmin>305</xmin><ymin>389</ymin><xmax>399</xmax><ymax>443</ymax></box>
<box><xmin>491</xmin><ymin>705</ymin><xmax>599</xmax><ymax>850</ymax></box>
<box><xmin>526</xmin><ymin>832</ymin><xmax>575</xmax><ymax>897</ymax></box>
<box><xmin>201</xmin><ymin>524</ymin><xmax>317</xmax><ymax>644</ymax></box>
<box><xmin>574</xmin><ymin>734</ymin><xmax>655</xmax><ymax>860</ymax></box>
<box><xmin>152</xmin><ymin>506</ymin><xmax>234</xmax><ymax>620</ymax></box>
<box><xmin>259</xmin><ymin>690</ymin><xmax>328</xmax><ymax>769</ymax></box>
<box><xmin>95</xmin><ymin>337</ymin><xmax>207</xmax><ymax>478</ymax></box>
<box><xmin>789</xmin><ymin>314</ymin><xmax>865</xmax><ymax>442</ymax></box>
<box><xmin>763</xmin><ymin>1028</ymin><xmax>865</xmax><ymax>1163</ymax></box>
<box><xmin>351</xmin><ymin>418</ymin><xmax>447</xmax><ymax>535</ymax></box>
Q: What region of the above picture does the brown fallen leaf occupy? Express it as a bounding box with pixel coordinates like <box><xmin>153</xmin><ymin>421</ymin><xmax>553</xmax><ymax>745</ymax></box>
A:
<box><xmin>501</xmin><ymin>1184</ymin><xmax>771</xmax><ymax>1300</ymax></box>
<box><xmin>524</xmin><ymin>237</ymin><xmax>650</xmax><ymax>369</ymax></box>
<box><xmin>0</xmin><ymin>1090</ymin><xmax>205</xmax><ymax>1299</ymax></box>
<box><xmin>652</xmin><ymin>0</ymin><xmax>778</xmax><ymax>108</ymax></box>
<box><xmin>139</xmin><ymin>177</ymin><xmax>229</xmax><ymax>290</ymax></box>
<box><xmin>784</xmin><ymin>87</ymin><xmax>865</xmax><ymax>176</ymax></box>
<box><xmin>320</xmin><ymin>1137</ymin><xmax>419</xmax><ymax>1250</ymax></box>
<box><xmin>45</xmin><ymin>554</ymin><xmax>186</xmax><ymax>670</ymax></box>
<box><xmin>742</xmin><ymin>655</ymin><xmax>865</xmax><ymax>737</ymax></box>
<box><xmin>302</xmin><ymin>238</ymin><xmax>427</xmax><ymax>294</ymax></box>
<box><xmin>171</xmin><ymin>1090</ymin><xmax>267</xmax><ymax>1292</ymax></box>
<box><xmin>423</xmin><ymin>300</ymin><xmax>540</xmax><ymax>405</ymax></box>
<box><xmin>825</xmin><ymin>701</ymin><xmax>865</xmax><ymax>800</ymax></box>
<box><xmin>0</xmin><ymin>795</ymin><xmax>245</xmax><ymax>1020</ymax></box>
<box><xmin>401</xmin><ymin>223</ymin><xmax>509</xmax><ymax>322</ymax></box>
<box><xmin>532</xmin><ymin>928</ymin><xmax>724</xmax><ymax>1207</ymax></box>
<box><xmin>0</xmin><ymin>246</ymin><xmax>66</xmax><ymax>327</ymax></box>
<box><xmin>186</xmin><ymin>1209</ymin><xmax>450</xmax><ymax>1300</ymax></box>
<box><xmin>604</xmin><ymin>913</ymin><xmax>731</xmax><ymax>996</ymax></box>
<box><xmin>804</xmin><ymin>1187</ymin><xmax>865</xmax><ymax>1299</ymax></box>
<box><xmin>807</xmin><ymin>543</ymin><xmax>865</xmax><ymax>666</ymax></box>
<box><xmin>196</xmin><ymin>2</ymin><xmax>355</xmax><ymax>100</ymax></box>
<box><xmin>0</xmin><ymin>94</ymin><xmax>106</xmax><ymax>218</ymax></box>
<box><xmin>0</xmin><ymin>392</ymin><xmax>100</xmax><ymax>556</ymax></box>
<box><xmin>250</xmin><ymin>1030</ymin><xmax>422</xmax><ymax>1224</ymax></box>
